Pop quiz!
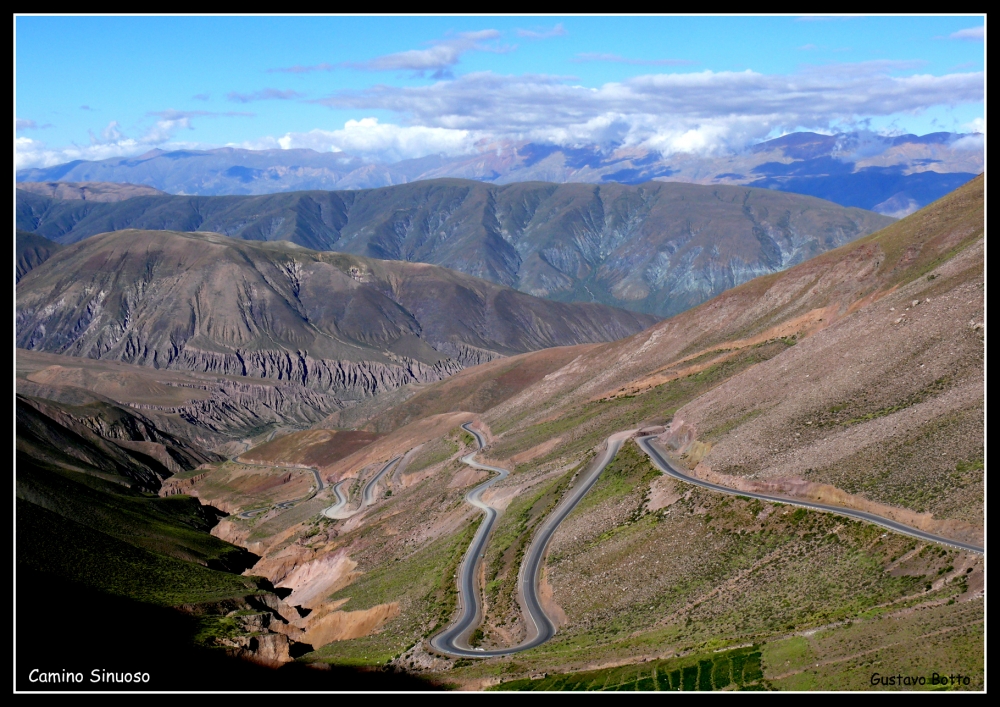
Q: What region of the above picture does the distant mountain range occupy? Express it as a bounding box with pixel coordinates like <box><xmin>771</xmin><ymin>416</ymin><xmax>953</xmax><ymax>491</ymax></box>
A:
<box><xmin>17</xmin><ymin>179</ymin><xmax>893</xmax><ymax>318</ymax></box>
<box><xmin>16</xmin><ymin>131</ymin><xmax>982</xmax><ymax>215</ymax></box>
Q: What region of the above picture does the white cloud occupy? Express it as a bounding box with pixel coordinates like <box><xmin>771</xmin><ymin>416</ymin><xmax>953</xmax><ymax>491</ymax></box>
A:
<box><xmin>348</xmin><ymin>30</ymin><xmax>509</xmax><ymax>77</ymax></box>
<box><xmin>16</xmin><ymin>118</ymin><xmax>39</xmax><ymax>131</ymax></box>
<box><xmin>97</xmin><ymin>120</ymin><xmax>124</xmax><ymax>143</ymax></box>
<box><xmin>963</xmin><ymin>117</ymin><xmax>985</xmax><ymax>133</ymax></box>
<box><xmin>516</xmin><ymin>24</ymin><xmax>567</xmax><ymax>39</ymax></box>
<box><xmin>270</xmin><ymin>30</ymin><xmax>511</xmax><ymax>78</ymax></box>
<box><xmin>15</xmin><ymin>111</ymin><xmax>254</xmax><ymax>170</ymax></box>
<box><xmin>249</xmin><ymin>117</ymin><xmax>478</xmax><ymax>163</ymax></box>
<box><xmin>950</xmin><ymin>26</ymin><xmax>984</xmax><ymax>41</ymax></box>
<box><xmin>226</xmin><ymin>88</ymin><xmax>304</xmax><ymax>103</ymax></box>
<box><xmin>16</xmin><ymin>59</ymin><xmax>987</xmax><ymax>171</ymax></box>
<box><xmin>16</xmin><ymin>135</ymin><xmax>145</xmax><ymax>170</ymax></box>
<box><xmin>953</xmin><ymin>119</ymin><xmax>984</xmax><ymax>152</ymax></box>
<box><xmin>952</xmin><ymin>133</ymin><xmax>984</xmax><ymax>151</ymax></box>
<box><xmin>317</xmin><ymin>62</ymin><xmax>983</xmax><ymax>156</ymax></box>
<box><xmin>140</xmin><ymin>111</ymin><xmax>205</xmax><ymax>144</ymax></box>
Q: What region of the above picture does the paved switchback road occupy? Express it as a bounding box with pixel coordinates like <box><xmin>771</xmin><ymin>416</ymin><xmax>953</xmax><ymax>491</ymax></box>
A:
<box><xmin>637</xmin><ymin>436</ymin><xmax>984</xmax><ymax>555</ymax></box>
<box><xmin>431</xmin><ymin>428</ymin><xmax>983</xmax><ymax>659</ymax></box>
<box><xmin>321</xmin><ymin>479</ymin><xmax>353</xmax><ymax>519</ymax></box>
<box><xmin>321</xmin><ymin>456</ymin><xmax>401</xmax><ymax>520</ymax></box>
<box><xmin>362</xmin><ymin>456</ymin><xmax>401</xmax><ymax>506</ymax></box>
<box><xmin>430</xmin><ymin>424</ymin><xmax>633</xmax><ymax>658</ymax></box>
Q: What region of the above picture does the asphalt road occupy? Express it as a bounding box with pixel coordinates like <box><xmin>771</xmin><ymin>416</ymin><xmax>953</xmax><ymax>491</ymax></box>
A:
<box><xmin>362</xmin><ymin>456</ymin><xmax>402</xmax><ymax>506</ymax></box>
<box><xmin>321</xmin><ymin>479</ymin><xmax>353</xmax><ymax>519</ymax></box>
<box><xmin>321</xmin><ymin>456</ymin><xmax>401</xmax><ymax>519</ymax></box>
<box><xmin>234</xmin><ymin>424</ymin><xmax>982</xmax><ymax>657</ymax></box>
<box><xmin>430</xmin><ymin>424</ymin><xmax>630</xmax><ymax>658</ymax></box>
<box><xmin>637</xmin><ymin>436</ymin><xmax>984</xmax><ymax>555</ymax></box>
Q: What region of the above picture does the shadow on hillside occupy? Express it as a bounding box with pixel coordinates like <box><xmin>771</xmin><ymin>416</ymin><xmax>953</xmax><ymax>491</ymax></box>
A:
<box><xmin>16</xmin><ymin>570</ymin><xmax>439</xmax><ymax>692</ymax></box>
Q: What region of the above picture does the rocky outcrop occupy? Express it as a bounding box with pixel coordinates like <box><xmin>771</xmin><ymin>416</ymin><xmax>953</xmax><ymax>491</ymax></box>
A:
<box><xmin>168</xmin><ymin>348</ymin><xmax>465</xmax><ymax>399</ymax></box>
<box><xmin>130</xmin><ymin>377</ymin><xmax>348</xmax><ymax>434</ymax></box>
<box><xmin>159</xmin><ymin>470</ymin><xmax>211</xmax><ymax>498</ymax></box>
<box><xmin>434</xmin><ymin>342</ymin><xmax>504</xmax><ymax>368</ymax></box>
<box><xmin>119</xmin><ymin>357</ymin><xmax>466</xmax><ymax>437</ymax></box>
<box><xmin>298</xmin><ymin>602</ymin><xmax>400</xmax><ymax>649</ymax></box>
<box><xmin>217</xmin><ymin>633</ymin><xmax>295</xmax><ymax>666</ymax></box>
<box><xmin>181</xmin><ymin>593</ymin><xmax>311</xmax><ymax>666</ymax></box>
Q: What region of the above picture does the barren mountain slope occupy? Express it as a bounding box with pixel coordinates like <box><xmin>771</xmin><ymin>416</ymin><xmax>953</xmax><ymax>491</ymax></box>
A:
<box><xmin>15</xmin><ymin>230</ymin><xmax>62</xmax><ymax>283</ymax></box>
<box><xmin>15</xmin><ymin>180</ymin><xmax>167</xmax><ymax>201</ymax></box>
<box><xmin>16</xmin><ymin>179</ymin><xmax>893</xmax><ymax>317</ymax></box>
<box><xmin>36</xmin><ymin>177</ymin><xmax>981</xmax><ymax>687</ymax></box>
<box><xmin>344</xmin><ymin>176</ymin><xmax>981</xmax><ymax>485</ymax></box>
<box><xmin>14</xmin><ymin>388</ymin><xmax>406</xmax><ymax>687</ymax></box>
<box><xmin>16</xmin><ymin>229</ymin><xmax>654</xmax><ymax>404</ymax></box>
<box><xmin>315</xmin><ymin>176</ymin><xmax>984</xmax><ymax>541</ymax></box>
<box><xmin>16</xmin><ymin>349</ymin><xmax>364</xmax><ymax>450</ymax></box>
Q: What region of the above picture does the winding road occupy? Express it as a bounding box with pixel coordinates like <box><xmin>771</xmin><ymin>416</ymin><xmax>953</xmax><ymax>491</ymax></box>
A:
<box><xmin>321</xmin><ymin>479</ymin><xmax>353</xmax><ymax>519</ymax></box>
<box><xmin>321</xmin><ymin>456</ymin><xmax>401</xmax><ymax>520</ymax></box>
<box><xmin>637</xmin><ymin>436</ymin><xmax>985</xmax><ymax>555</ymax></box>
<box><xmin>228</xmin><ymin>421</ymin><xmax>982</xmax><ymax>657</ymax></box>
<box><xmin>362</xmin><ymin>456</ymin><xmax>401</xmax><ymax>505</ymax></box>
<box><xmin>431</xmin><ymin>424</ymin><xmax>633</xmax><ymax>657</ymax></box>
<box><xmin>430</xmin><ymin>425</ymin><xmax>984</xmax><ymax>659</ymax></box>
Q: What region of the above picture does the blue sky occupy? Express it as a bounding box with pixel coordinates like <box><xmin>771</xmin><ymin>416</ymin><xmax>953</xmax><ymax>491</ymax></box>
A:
<box><xmin>15</xmin><ymin>15</ymin><xmax>985</xmax><ymax>169</ymax></box>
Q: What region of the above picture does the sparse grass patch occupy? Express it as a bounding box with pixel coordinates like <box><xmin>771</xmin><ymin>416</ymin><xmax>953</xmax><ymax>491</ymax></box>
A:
<box><xmin>492</xmin><ymin>645</ymin><xmax>767</xmax><ymax>691</ymax></box>
<box><xmin>408</xmin><ymin>437</ymin><xmax>460</xmax><ymax>474</ymax></box>
<box><xmin>302</xmin><ymin>518</ymin><xmax>478</xmax><ymax>667</ymax></box>
<box><xmin>493</xmin><ymin>341</ymin><xmax>792</xmax><ymax>469</ymax></box>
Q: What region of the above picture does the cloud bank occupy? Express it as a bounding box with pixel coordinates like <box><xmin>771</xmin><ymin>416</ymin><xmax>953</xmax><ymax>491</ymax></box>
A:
<box><xmin>317</xmin><ymin>62</ymin><xmax>984</xmax><ymax>155</ymax></box>
<box><xmin>239</xmin><ymin>117</ymin><xmax>477</xmax><ymax>163</ymax></box>
<box><xmin>15</xmin><ymin>61</ymin><xmax>984</xmax><ymax>169</ymax></box>
<box><xmin>16</xmin><ymin>111</ymin><xmax>253</xmax><ymax>170</ymax></box>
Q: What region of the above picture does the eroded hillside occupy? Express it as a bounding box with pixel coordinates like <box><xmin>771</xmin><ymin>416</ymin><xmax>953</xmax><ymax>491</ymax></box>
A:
<box><xmin>16</xmin><ymin>230</ymin><xmax>654</xmax><ymax>420</ymax></box>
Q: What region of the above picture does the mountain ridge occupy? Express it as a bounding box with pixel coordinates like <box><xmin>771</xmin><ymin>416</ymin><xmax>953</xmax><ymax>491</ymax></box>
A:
<box><xmin>17</xmin><ymin>179</ymin><xmax>894</xmax><ymax>318</ymax></box>
<box><xmin>16</xmin><ymin>130</ymin><xmax>982</xmax><ymax>215</ymax></box>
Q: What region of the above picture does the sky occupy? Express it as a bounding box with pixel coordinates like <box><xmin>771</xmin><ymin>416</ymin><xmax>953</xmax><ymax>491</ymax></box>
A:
<box><xmin>14</xmin><ymin>15</ymin><xmax>986</xmax><ymax>170</ymax></box>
